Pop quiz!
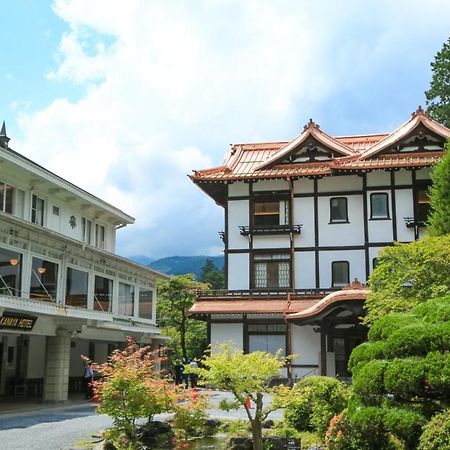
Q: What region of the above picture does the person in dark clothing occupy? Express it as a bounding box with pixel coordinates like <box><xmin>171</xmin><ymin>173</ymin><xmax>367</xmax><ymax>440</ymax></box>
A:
<box><xmin>83</xmin><ymin>362</ymin><xmax>94</xmax><ymax>399</ymax></box>
<box><xmin>173</xmin><ymin>360</ymin><xmax>184</xmax><ymax>385</ymax></box>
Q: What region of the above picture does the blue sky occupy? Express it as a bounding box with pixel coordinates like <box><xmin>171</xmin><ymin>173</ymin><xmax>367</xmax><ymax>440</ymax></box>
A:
<box><xmin>1</xmin><ymin>0</ymin><xmax>449</xmax><ymax>259</ymax></box>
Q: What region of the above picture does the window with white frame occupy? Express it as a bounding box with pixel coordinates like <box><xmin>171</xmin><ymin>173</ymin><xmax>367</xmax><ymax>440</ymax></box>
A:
<box><xmin>330</xmin><ymin>197</ymin><xmax>348</xmax><ymax>223</ymax></box>
<box><xmin>82</xmin><ymin>217</ymin><xmax>92</xmax><ymax>244</ymax></box>
<box><xmin>30</xmin><ymin>257</ymin><xmax>58</xmax><ymax>301</ymax></box>
<box><xmin>332</xmin><ymin>261</ymin><xmax>349</xmax><ymax>287</ymax></box>
<box><xmin>94</xmin><ymin>275</ymin><xmax>112</xmax><ymax>312</ymax></box>
<box><xmin>370</xmin><ymin>193</ymin><xmax>389</xmax><ymax>219</ymax></box>
<box><xmin>0</xmin><ymin>182</ymin><xmax>14</xmax><ymax>214</ymax></box>
<box><xmin>95</xmin><ymin>223</ymin><xmax>106</xmax><ymax>249</ymax></box>
<box><xmin>253</xmin><ymin>253</ymin><xmax>291</xmax><ymax>288</ymax></box>
<box><xmin>138</xmin><ymin>288</ymin><xmax>153</xmax><ymax>319</ymax></box>
<box><xmin>31</xmin><ymin>194</ymin><xmax>45</xmax><ymax>225</ymax></box>
<box><xmin>66</xmin><ymin>267</ymin><xmax>88</xmax><ymax>308</ymax></box>
<box><xmin>0</xmin><ymin>248</ymin><xmax>21</xmax><ymax>297</ymax></box>
<box><xmin>118</xmin><ymin>282</ymin><xmax>135</xmax><ymax>316</ymax></box>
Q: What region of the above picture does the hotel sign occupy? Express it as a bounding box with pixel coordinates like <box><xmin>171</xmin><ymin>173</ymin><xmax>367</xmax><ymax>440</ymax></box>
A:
<box><xmin>0</xmin><ymin>313</ymin><xmax>37</xmax><ymax>330</ymax></box>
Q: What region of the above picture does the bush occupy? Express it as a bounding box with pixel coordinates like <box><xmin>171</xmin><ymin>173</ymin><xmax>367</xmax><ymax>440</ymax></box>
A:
<box><xmin>418</xmin><ymin>409</ymin><xmax>450</xmax><ymax>450</ymax></box>
<box><xmin>384</xmin><ymin>358</ymin><xmax>425</xmax><ymax>399</ymax></box>
<box><xmin>348</xmin><ymin>341</ymin><xmax>385</xmax><ymax>375</ymax></box>
<box><xmin>413</xmin><ymin>295</ymin><xmax>450</xmax><ymax>323</ymax></box>
<box><xmin>368</xmin><ymin>314</ymin><xmax>416</xmax><ymax>342</ymax></box>
<box><xmin>425</xmin><ymin>351</ymin><xmax>450</xmax><ymax>395</ymax></box>
<box><xmin>352</xmin><ymin>360</ymin><xmax>387</xmax><ymax>403</ymax></box>
<box><xmin>285</xmin><ymin>376</ymin><xmax>348</xmax><ymax>435</ymax></box>
<box><xmin>383</xmin><ymin>407</ymin><xmax>425</xmax><ymax>449</ymax></box>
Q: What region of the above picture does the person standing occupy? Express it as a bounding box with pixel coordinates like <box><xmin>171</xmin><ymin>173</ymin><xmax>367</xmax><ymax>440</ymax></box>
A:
<box><xmin>189</xmin><ymin>359</ymin><xmax>199</xmax><ymax>389</ymax></box>
<box><xmin>83</xmin><ymin>362</ymin><xmax>94</xmax><ymax>399</ymax></box>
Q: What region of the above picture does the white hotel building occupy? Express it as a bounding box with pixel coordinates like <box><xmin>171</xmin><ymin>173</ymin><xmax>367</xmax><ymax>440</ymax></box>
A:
<box><xmin>189</xmin><ymin>108</ymin><xmax>450</xmax><ymax>380</ymax></box>
<box><xmin>0</xmin><ymin>123</ymin><xmax>166</xmax><ymax>402</ymax></box>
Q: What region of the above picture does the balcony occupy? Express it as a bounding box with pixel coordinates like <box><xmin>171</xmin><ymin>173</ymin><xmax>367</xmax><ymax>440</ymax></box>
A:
<box><xmin>239</xmin><ymin>224</ymin><xmax>302</xmax><ymax>236</ymax></box>
<box><xmin>404</xmin><ymin>217</ymin><xmax>426</xmax><ymax>228</ymax></box>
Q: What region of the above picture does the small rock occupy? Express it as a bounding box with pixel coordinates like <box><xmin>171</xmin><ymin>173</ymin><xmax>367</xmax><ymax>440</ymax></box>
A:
<box><xmin>262</xmin><ymin>419</ymin><xmax>274</xmax><ymax>428</ymax></box>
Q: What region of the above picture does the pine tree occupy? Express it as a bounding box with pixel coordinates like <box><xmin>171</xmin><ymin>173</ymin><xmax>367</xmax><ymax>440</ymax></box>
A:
<box><xmin>425</xmin><ymin>37</ymin><xmax>450</xmax><ymax>127</ymax></box>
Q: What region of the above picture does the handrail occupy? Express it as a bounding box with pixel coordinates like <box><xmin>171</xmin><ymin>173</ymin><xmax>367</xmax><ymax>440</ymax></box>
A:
<box><xmin>239</xmin><ymin>224</ymin><xmax>302</xmax><ymax>236</ymax></box>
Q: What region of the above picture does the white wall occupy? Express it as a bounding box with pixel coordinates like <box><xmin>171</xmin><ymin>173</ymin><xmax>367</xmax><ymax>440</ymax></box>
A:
<box><xmin>252</xmin><ymin>235</ymin><xmax>290</xmax><ymax>249</ymax></box>
<box><xmin>293</xmin><ymin>197</ymin><xmax>315</xmax><ymax>247</ymax></box>
<box><xmin>318</xmin><ymin>195</ymin><xmax>364</xmax><ymax>247</ymax></box>
<box><xmin>228</xmin><ymin>253</ymin><xmax>249</xmax><ymax>289</ymax></box>
<box><xmin>395</xmin><ymin>189</ymin><xmax>415</xmax><ymax>242</ymax></box>
<box><xmin>395</xmin><ymin>169</ymin><xmax>412</xmax><ymax>185</ymax></box>
<box><xmin>228</xmin><ymin>200</ymin><xmax>249</xmax><ymax>249</ymax></box>
<box><xmin>367</xmin><ymin>171</ymin><xmax>390</xmax><ymax>187</ymax></box>
<box><xmin>416</xmin><ymin>167</ymin><xmax>432</xmax><ymax>180</ymax></box>
<box><xmin>294</xmin><ymin>251</ymin><xmax>316</xmax><ymax>289</ymax></box>
<box><xmin>367</xmin><ymin>190</ymin><xmax>393</xmax><ymax>243</ymax></box>
<box><xmin>228</xmin><ymin>182</ymin><xmax>249</xmax><ymax>197</ymax></box>
<box><xmin>211</xmin><ymin>323</ymin><xmax>243</xmax><ymax>350</ymax></box>
<box><xmin>318</xmin><ymin>175</ymin><xmax>362</xmax><ymax>192</ymax></box>
<box><xmin>253</xmin><ymin>179</ymin><xmax>289</xmax><ymax>191</ymax></box>
<box><xmin>293</xmin><ymin>179</ymin><xmax>314</xmax><ymax>194</ymax></box>
<box><xmin>291</xmin><ymin>325</ymin><xmax>320</xmax><ymax>379</ymax></box>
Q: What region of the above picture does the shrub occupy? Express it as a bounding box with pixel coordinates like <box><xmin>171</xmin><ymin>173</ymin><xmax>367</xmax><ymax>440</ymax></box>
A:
<box><xmin>418</xmin><ymin>409</ymin><xmax>450</xmax><ymax>450</ymax></box>
<box><xmin>368</xmin><ymin>314</ymin><xmax>416</xmax><ymax>342</ymax></box>
<box><xmin>348</xmin><ymin>341</ymin><xmax>385</xmax><ymax>375</ymax></box>
<box><xmin>413</xmin><ymin>295</ymin><xmax>450</xmax><ymax>323</ymax></box>
<box><xmin>383</xmin><ymin>407</ymin><xmax>425</xmax><ymax>449</ymax></box>
<box><xmin>425</xmin><ymin>351</ymin><xmax>450</xmax><ymax>395</ymax></box>
<box><xmin>384</xmin><ymin>358</ymin><xmax>425</xmax><ymax>399</ymax></box>
<box><xmin>352</xmin><ymin>360</ymin><xmax>387</xmax><ymax>403</ymax></box>
<box><xmin>285</xmin><ymin>376</ymin><xmax>348</xmax><ymax>435</ymax></box>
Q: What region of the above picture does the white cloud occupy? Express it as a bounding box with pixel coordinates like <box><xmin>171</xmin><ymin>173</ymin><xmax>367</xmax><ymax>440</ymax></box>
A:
<box><xmin>13</xmin><ymin>0</ymin><xmax>450</xmax><ymax>258</ymax></box>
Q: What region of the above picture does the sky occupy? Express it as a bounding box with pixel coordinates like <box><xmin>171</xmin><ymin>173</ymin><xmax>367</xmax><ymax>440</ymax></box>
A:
<box><xmin>0</xmin><ymin>0</ymin><xmax>449</xmax><ymax>260</ymax></box>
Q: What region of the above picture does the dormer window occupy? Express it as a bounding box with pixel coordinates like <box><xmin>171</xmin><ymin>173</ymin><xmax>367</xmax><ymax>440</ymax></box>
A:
<box><xmin>95</xmin><ymin>224</ymin><xmax>106</xmax><ymax>249</ymax></box>
<box><xmin>31</xmin><ymin>194</ymin><xmax>45</xmax><ymax>226</ymax></box>
<box><xmin>253</xmin><ymin>197</ymin><xmax>289</xmax><ymax>227</ymax></box>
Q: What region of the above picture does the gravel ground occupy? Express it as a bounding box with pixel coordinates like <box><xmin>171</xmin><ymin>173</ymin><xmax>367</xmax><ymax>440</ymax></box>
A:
<box><xmin>0</xmin><ymin>390</ymin><xmax>283</xmax><ymax>450</ymax></box>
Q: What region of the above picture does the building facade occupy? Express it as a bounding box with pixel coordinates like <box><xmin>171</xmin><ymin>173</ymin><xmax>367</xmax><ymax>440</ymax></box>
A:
<box><xmin>189</xmin><ymin>108</ymin><xmax>450</xmax><ymax>380</ymax></box>
<box><xmin>0</xmin><ymin>123</ymin><xmax>167</xmax><ymax>402</ymax></box>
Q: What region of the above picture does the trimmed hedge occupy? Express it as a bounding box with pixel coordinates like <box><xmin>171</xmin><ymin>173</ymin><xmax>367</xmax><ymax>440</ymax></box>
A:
<box><xmin>352</xmin><ymin>359</ymin><xmax>387</xmax><ymax>403</ymax></box>
<box><xmin>384</xmin><ymin>357</ymin><xmax>425</xmax><ymax>399</ymax></box>
<box><xmin>348</xmin><ymin>341</ymin><xmax>386</xmax><ymax>375</ymax></box>
<box><xmin>418</xmin><ymin>409</ymin><xmax>450</xmax><ymax>450</ymax></box>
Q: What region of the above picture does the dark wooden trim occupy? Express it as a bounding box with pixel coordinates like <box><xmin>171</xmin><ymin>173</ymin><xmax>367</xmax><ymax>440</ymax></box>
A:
<box><xmin>224</xmin><ymin>198</ymin><xmax>229</xmax><ymax>289</ymax></box>
<box><xmin>248</xmin><ymin>182</ymin><xmax>254</xmax><ymax>286</ymax></box>
<box><xmin>362</xmin><ymin>174</ymin><xmax>370</xmax><ymax>280</ymax></box>
<box><xmin>390</xmin><ymin>171</ymin><xmax>397</xmax><ymax>241</ymax></box>
<box><xmin>291</xmin><ymin>364</ymin><xmax>319</xmax><ymax>369</ymax></box>
<box><xmin>243</xmin><ymin>314</ymin><xmax>248</xmax><ymax>353</ymax></box>
<box><xmin>228</xmin><ymin>195</ymin><xmax>250</xmax><ymax>201</ymax></box>
<box><xmin>227</xmin><ymin>243</ymin><xmax>396</xmax><ymax>254</ymax></box>
<box><xmin>314</xmin><ymin>179</ymin><xmax>320</xmax><ymax>288</ymax></box>
<box><xmin>320</xmin><ymin>329</ymin><xmax>327</xmax><ymax>376</ymax></box>
<box><xmin>289</xmin><ymin>178</ymin><xmax>296</xmax><ymax>288</ymax></box>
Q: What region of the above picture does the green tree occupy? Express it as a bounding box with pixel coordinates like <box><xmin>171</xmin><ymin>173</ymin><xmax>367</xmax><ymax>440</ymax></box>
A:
<box><xmin>428</xmin><ymin>143</ymin><xmax>450</xmax><ymax>236</ymax></box>
<box><xmin>200</xmin><ymin>258</ymin><xmax>225</xmax><ymax>290</ymax></box>
<box><xmin>425</xmin><ymin>36</ymin><xmax>450</xmax><ymax>127</ymax></box>
<box><xmin>364</xmin><ymin>235</ymin><xmax>450</xmax><ymax>326</ymax></box>
<box><xmin>190</xmin><ymin>343</ymin><xmax>286</xmax><ymax>450</ymax></box>
<box><xmin>157</xmin><ymin>274</ymin><xmax>209</xmax><ymax>359</ymax></box>
<box><xmin>347</xmin><ymin>296</ymin><xmax>450</xmax><ymax>449</ymax></box>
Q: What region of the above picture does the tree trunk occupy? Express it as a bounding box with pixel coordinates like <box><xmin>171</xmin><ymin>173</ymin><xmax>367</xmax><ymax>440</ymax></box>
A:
<box><xmin>251</xmin><ymin>392</ymin><xmax>264</xmax><ymax>450</ymax></box>
<box><xmin>180</xmin><ymin>316</ymin><xmax>187</xmax><ymax>359</ymax></box>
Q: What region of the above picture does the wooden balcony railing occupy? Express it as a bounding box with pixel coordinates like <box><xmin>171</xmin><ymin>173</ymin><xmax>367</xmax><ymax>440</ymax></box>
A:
<box><xmin>239</xmin><ymin>224</ymin><xmax>302</xmax><ymax>236</ymax></box>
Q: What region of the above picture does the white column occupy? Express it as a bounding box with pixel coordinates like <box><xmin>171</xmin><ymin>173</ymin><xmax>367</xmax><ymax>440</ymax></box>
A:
<box><xmin>43</xmin><ymin>330</ymin><xmax>71</xmax><ymax>402</ymax></box>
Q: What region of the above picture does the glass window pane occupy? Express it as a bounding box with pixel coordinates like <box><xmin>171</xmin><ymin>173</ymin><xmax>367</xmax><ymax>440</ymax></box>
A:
<box><xmin>139</xmin><ymin>289</ymin><xmax>153</xmax><ymax>319</ymax></box>
<box><xmin>330</xmin><ymin>198</ymin><xmax>347</xmax><ymax>222</ymax></box>
<box><xmin>118</xmin><ymin>282</ymin><xmax>134</xmax><ymax>316</ymax></box>
<box><xmin>332</xmin><ymin>261</ymin><xmax>349</xmax><ymax>287</ymax></box>
<box><xmin>4</xmin><ymin>184</ymin><xmax>13</xmax><ymax>214</ymax></box>
<box><xmin>371</xmin><ymin>193</ymin><xmax>388</xmax><ymax>218</ymax></box>
<box><xmin>66</xmin><ymin>267</ymin><xmax>88</xmax><ymax>308</ymax></box>
<box><xmin>0</xmin><ymin>248</ymin><xmax>21</xmax><ymax>296</ymax></box>
<box><xmin>254</xmin><ymin>201</ymin><xmax>280</xmax><ymax>226</ymax></box>
<box><xmin>94</xmin><ymin>276</ymin><xmax>112</xmax><ymax>312</ymax></box>
<box><xmin>30</xmin><ymin>257</ymin><xmax>58</xmax><ymax>301</ymax></box>
<box><xmin>249</xmin><ymin>334</ymin><xmax>286</xmax><ymax>356</ymax></box>
<box><xmin>417</xmin><ymin>188</ymin><xmax>431</xmax><ymax>222</ymax></box>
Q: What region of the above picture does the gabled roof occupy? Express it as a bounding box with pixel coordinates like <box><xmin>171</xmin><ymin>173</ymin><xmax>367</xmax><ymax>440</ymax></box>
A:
<box><xmin>190</xmin><ymin>108</ymin><xmax>450</xmax><ymax>206</ymax></box>
<box><xmin>361</xmin><ymin>106</ymin><xmax>450</xmax><ymax>160</ymax></box>
<box><xmin>255</xmin><ymin>120</ymin><xmax>355</xmax><ymax>170</ymax></box>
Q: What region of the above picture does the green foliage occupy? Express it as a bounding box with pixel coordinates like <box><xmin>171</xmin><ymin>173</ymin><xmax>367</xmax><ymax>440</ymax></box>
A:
<box><xmin>428</xmin><ymin>145</ymin><xmax>450</xmax><ymax>236</ymax></box>
<box><xmin>383</xmin><ymin>358</ymin><xmax>425</xmax><ymax>399</ymax></box>
<box><xmin>200</xmin><ymin>258</ymin><xmax>225</xmax><ymax>290</ymax></box>
<box><xmin>364</xmin><ymin>235</ymin><xmax>450</xmax><ymax>325</ymax></box>
<box><xmin>157</xmin><ymin>274</ymin><xmax>210</xmax><ymax>359</ymax></box>
<box><xmin>352</xmin><ymin>360</ymin><xmax>387</xmax><ymax>403</ymax></box>
<box><xmin>425</xmin><ymin>351</ymin><xmax>450</xmax><ymax>394</ymax></box>
<box><xmin>284</xmin><ymin>376</ymin><xmax>348</xmax><ymax>435</ymax></box>
<box><xmin>418</xmin><ymin>409</ymin><xmax>450</xmax><ymax>450</ymax></box>
<box><xmin>383</xmin><ymin>408</ymin><xmax>426</xmax><ymax>449</ymax></box>
<box><xmin>193</xmin><ymin>343</ymin><xmax>285</xmax><ymax>450</ymax></box>
<box><xmin>348</xmin><ymin>341</ymin><xmax>386</xmax><ymax>375</ymax></box>
<box><xmin>162</xmin><ymin>320</ymin><xmax>208</xmax><ymax>360</ymax></box>
<box><xmin>425</xmin><ymin>37</ymin><xmax>450</xmax><ymax>128</ymax></box>
<box><xmin>367</xmin><ymin>314</ymin><xmax>416</xmax><ymax>342</ymax></box>
<box><xmin>171</xmin><ymin>396</ymin><xmax>209</xmax><ymax>442</ymax></box>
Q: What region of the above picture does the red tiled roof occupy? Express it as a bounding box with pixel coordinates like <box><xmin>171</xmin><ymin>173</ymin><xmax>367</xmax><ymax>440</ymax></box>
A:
<box><xmin>190</xmin><ymin>108</ymin><xmax>450</xmax><ymax>186</ymax></box>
